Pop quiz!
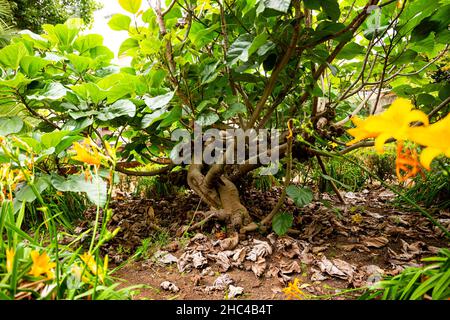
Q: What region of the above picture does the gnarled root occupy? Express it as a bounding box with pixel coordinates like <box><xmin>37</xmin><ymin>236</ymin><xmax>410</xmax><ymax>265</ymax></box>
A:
<box><xmin>187</xmin><ymin>164</ymin><xmax>252</xmax><ymax>231</ymax></box>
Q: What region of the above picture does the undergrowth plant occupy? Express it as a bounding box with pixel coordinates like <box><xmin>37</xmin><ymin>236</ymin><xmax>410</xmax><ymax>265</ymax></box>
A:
<box><xmin>359</xmin><ymin>248</ymin><xmax>450</xmax><ymax>300</ymax></box>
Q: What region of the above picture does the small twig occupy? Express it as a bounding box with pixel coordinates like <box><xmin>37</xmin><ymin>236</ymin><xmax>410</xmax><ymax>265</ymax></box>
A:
<box><xmin>316</xmin><ymin>154</ymin><xmax>345</xmax><ymax>204</ymax></box>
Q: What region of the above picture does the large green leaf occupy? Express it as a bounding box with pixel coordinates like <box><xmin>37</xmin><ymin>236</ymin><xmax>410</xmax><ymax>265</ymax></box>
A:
<box><xmin>108</xmin><ymin>14</ymin><xmax>132</xmax><ymax>31</ymax></box>
<box><xmin>20</xmin><ymin>56</ymin><xmax>50</xmax><ymax>77</ymax></box>
<box><xmin>227</xmin><ymin>34</ymin><xmax>253</xmax><ymax>66</ymax></box>
<box><xmin>74</xmin><ymin>34</ymin><xmax>104</xmax><ymax>53</ymax></box>
<box><xmin>67</xmin><ymin>54</ymin><xmax>93</xmax><ymax>73</ymax></box>
<box><xmin>50</xmin><ymin>174</ymin><xmax>107</xmax><ymax>207</ymax></box>
<box><xmin>27</xmin><ymin>83</ymin><xmax>68</xmax><ymax>101</ymax></box>
<box><xmin>15</xmin><ymin>177</ymin><xmax>49</xmax><ymax>203</ymax></box>
<box><xmin>286</xmin><ymin>185</ymin><xmax>313</xmax><ymax>207</ymax></box>
<box><xmin>97</xmin><ymin>99</ymin><xmax>136</xmax><ymax>121</ymax></box>
<box><xmin>119</xmin><ymin>38</ymin><xmax>140</xmax><ymax>56</ymax></box>
<box><xmin>261</xmin><ymin>0</ymin><xmax>291</xmax><ymax>13</ymax></box>
<box><xmin>0</xmin><ymin>117</ymin><xmax>23</xmax><ymax>136</ymax></box>
<box><xmin>0</xmin><ymin>42</ymin><xmax>28</xmax><ymax>69</ymax></box>
<box><xmin>272</xmin><ymin>212</ymin><xmax>293</xmax><ymax>236</ymax></box>
<box><xmin>159</xmin><ymin>105</ymin><xmax>182</xmax><ymax>127</ymax></box>
<box><xmin>71</xmin><ymin>82</ymin><xmax>106</xmax><ymax>105</ymax></box>
<box><xmin>321</xmin><ymin>0</ymin><xmax>340</xmax><ymax>21</ymax></box>
<box><xmin>196</xmin><ymin>111</ymin><xmax>220</xmax><ymax>126</ymax></box>
<box><xmin>141</xmin><ymin>109</ymin><xmax>167</xmax><ymax>128</ymax></box>
<box><xmin>118</xmin><ymin>0</ymin><xmax>142</xmax><ymax>14</ymax></box>
<box><xmin>144</xmin><ymin>92</ymin><xmax>174</xmax><ymax>110</ymax></box>
<box><xmin>336</xmin><ymin>42</ymin><xmax>365</xmax><ymax>60</ymax></box>
<box><xmin>222</xmin><ymin>103</ymin><xmax>245</xmax><ymax>120</ymax></box>
<box><xmin>41</xmin><ymin>130</ymin><xmax>72</xmax><ymax>149</ymax></box>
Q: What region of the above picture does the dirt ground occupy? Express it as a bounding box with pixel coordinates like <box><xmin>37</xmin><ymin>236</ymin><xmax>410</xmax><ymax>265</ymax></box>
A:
<box><xmin>78</xmin><ymin>184</ymin><xmax>449</xmax><ymax>300</ymax></box>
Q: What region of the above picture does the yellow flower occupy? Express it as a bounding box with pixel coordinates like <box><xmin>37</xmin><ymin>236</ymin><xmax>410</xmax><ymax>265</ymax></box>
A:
<box><xmin>71</xmin><ymin>263</ymin><xmax>90</xmax><ymax>283</ymax></box>
<box><xmin>347</xmin><ymin>98</ymin><xmax>429</xmax><ymax>153</ymax></box>
<box><xmin>80</xmin><ymin>252</ymin><xmax>105</xmax><ymax>282</ymax></box>
<box><xmin>282</xmin><ymin>278</ymin><xmax>308</xmax><ymax>300</ymax></box>
<box><xmin>407</xmin><ymin>114</ymin><xmax>450</xmax><ymax>170</ymax></box>
<box><xmin>6</xmin><ymin>248</ymin><xmax>14</xmax><ymax>273</ymax></box>
<box><xmin>72</xmin><ymin>138</ymin><xmax>101</xmax><ymax>166</ymax></box>
<box><xmin>29</xmin><ymin>250</ymin><xmax>56</xmax><ymax>279</ymax></box>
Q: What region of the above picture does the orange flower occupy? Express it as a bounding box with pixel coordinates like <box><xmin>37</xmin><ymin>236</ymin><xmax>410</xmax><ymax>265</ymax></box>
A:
<box><xmin>395</xmin><ymin>142</ymin><xmax>424</xmax><ymax>183</ymax></box>
<box><xmin>29</xmin><ymin>250</ymin><xmax>56</xmax><ymax>279</ymax></box>
<box><xmin>72</xmin><ymin>139</ymin><xmax>101</xmax><ymax>166</ymax></box>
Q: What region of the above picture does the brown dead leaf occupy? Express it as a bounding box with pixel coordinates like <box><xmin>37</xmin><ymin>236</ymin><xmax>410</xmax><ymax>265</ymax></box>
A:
<box><xmin>317</xmin><ymin>256</ymin><xmax>349</xmax><ymax>280</ymax></box>
<box><xmin>251</xmin><ymin>257</ymin><xmax>267</xmax><ymax>277</ymax></box>
<box><xmin>218</xmin><ymin>232</ymin><xmax>239</xmax><ymax>251</ymax></box>
<box><xmin>247</xmin><ymin>239</ymin><xmax>272</xmax><ymax>261</ymax></box>
<box><xmin>280</xmin><ymin>260</ymin><xmax>301</xmax><ymax>274</ymax></box>
<box><xmin>362</xmin><ymin>236</ymin><xmax>389</xmax><ymax>248</ymax></box>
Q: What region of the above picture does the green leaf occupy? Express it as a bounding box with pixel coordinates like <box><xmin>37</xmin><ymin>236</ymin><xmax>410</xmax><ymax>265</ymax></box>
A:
<box><xmin>144</xmin><ymin>91</ymin><xmax>174</xmax><ymax>110</ymax></box>
<box><xmin>336</xmin><ymin>42</ymin><xmax>365</xmax><ymax>60</ymax></box>
<box><xmin>50</xmin><ymin>174</ymin><xmax>107</xmax><ymax>207</ymax></box>
<box><xmin>71</xmin><ymin>82</ymin><xmax>106</xmax><ymax>105</ymax></box>
<box><xmin>15</xmin><ymin>178</ymin><xmax>49</xmax><ymax>203</ymax></box>
<box><xmin>119</xmin><ymin>0</ymin><xmax>142</xmax><ymax>14</ymax></box>
<box><xmin>0</xmin><ymin>117</ymin><xmax>23</xmax><ymax>136</ymax></box>
<box><xmin>41</xmin><ymin>130</ymin><xmax>72</xmax><ymax>149</ymax></box>
<box><xmin>97</xmin><ymin>99</ymin><xmax>136</xmax><ymax>121</ymax></box>
<box><xmin>119</xmin><ymin>38</ymin><xmax>139</xmax><ymax>56</ymax></box>
<box><xmin>222</xmin><ymin>103</ymin><xmax>245</xmax><ymax>120</ymax></box>
<box><xmin>438</xmin><ymin>83</ymin><xmax>450</xmax><ymax>100</ymax></box>
<box><xmin>286</xmin><ymin>185</ymin><xmax>313</xmax><ymax>207</ymax></box>
<box><xmin>140</xmin><ymin>38</ymin><xmax>163</xmax><ymax>55</ymax></box>
<box><xmin>141</xmin><ymin>109</ymin><xmax>166</xmax><ymax>128</ymax></box>
<box><xmin>391</xmin><ymin>49</ymin><xmax>418</xmax><ymax>66</ymax></box>
<box><xmin>304</xmin><ymin>0</ymin><xmax>321</xmax><ymax>10</ymax></box>
<box><xmin>196</xmin><ymin>111</ymin><xmax>220</xmax><ymax>126</ymax></box>
<box><xmin>67</xmin><ymin>54</ymin><xmax>93</xmax><ymax>73</ymax></box>
<box><xmin>55</xmin><ymin>135</ymin><xmax>83</xmax><ymax>155</ymax></box>
<box><xmin>27</xmin><ymin>83</ymin><xmax>68</xmax><ymax>101</ymax></box>
<box><xmin>159</xmin><ymin>105</ymin><xmax>182</xmax><ymax>127</ymax></box>
<box><xmin>272</xmin><ymin>212</ymin><xmax>293</xmax><ymax>236</ymax></box>
<box><xmin>417</xmin><ymin>93</ymin><xmax>436</xmax><ymax>107</ymax></box>
<box><xmin>108</xmin><ymin>14</ymin><xmax>132</xmax><ymax>31</ymax></box>
<box><xmin>262</xmin><ymin>0</ymin><xmax>291</xmax><ymax>13</ymax></box>
<box><xmin>227</xmin><ymin>34</ymin><xmax>253</xmax><ymax>66</ymax></box>
<box><xmin>0</xmin><ymin>42</ymin><xmax>28</xmax><ymax>69</ymax></box>
<box><xmin>74</xmin><ymin>34</ymin><xmax>104</xmax><ymax>53</ymax></box>
<box><xmin>201</xmin><ymin>61</ymin><xmax>220</xmax><ymax>85</ymax></box>
<box><xmin>19</xmin><ymin>56</ymin><xmax>49</xmax><ymax>77</ymax></box>
<box><xmin>321</xmin><ymin>0</ymin><xmax>340</xmax><ymax>21</ymax></box>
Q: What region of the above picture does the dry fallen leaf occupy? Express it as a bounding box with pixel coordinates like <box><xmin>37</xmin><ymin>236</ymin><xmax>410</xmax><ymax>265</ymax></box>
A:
<box><xmin>247</xmin><ymin>240</ymin><xmax>272</xmax><ymax>261</ymax></box>
<box><xmin>160</xmin><ymin>281</ymin><xmax>179</xmax><ymax>293</ymax></box>
<box><xmin>251</xmin><ymin>257</ymin><xmax>267</xmax><ymax>277</ymax></box>
<box><xmin>153</xmin><ymin>250</ymin><xmax>178</xmax><ymax>265</ymax></box>
<box><xmin>228</xmin><ymin>285</ymin><xmax>244</xmax><ymax>298</ymax></box>
<box><xmin>317</xmin><ymin>256</ymin><xmax>349</xmax><ymax>280</ymax></box>
<box><xmin>192</xmin><ymin>251</ymin><xmax>208</xmax><ymax>269</ymax></box>
<box><xmin>362</xmin><ymin>236</ymin><xmax>389</xmax><ymax>248</ymax></box>
<box><xmin>217</xmin><ymin>232</ymin><xmax>239</xmax><ymax>251</ymax></box>
<box><xmin>205</xmin><ymin>274</ymin><xmax>234</xmax><ymax>292</ymax></box>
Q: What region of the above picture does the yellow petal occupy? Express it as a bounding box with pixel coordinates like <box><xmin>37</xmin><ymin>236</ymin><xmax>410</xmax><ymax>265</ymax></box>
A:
<box><xmin>419</xmin><ymin>147</ymin><xmax>442</xmax><ymax>170</ymax></box>
<box><xmin>374</xmin><ymin>133</ymin><xmax>392</xmax><ymax>154</ymax></box>
<box><xmin>405</xmin><ymin>110</ymin><xmax>429</xmax><ymax>126</ymax></box>
<box><xmin>6</xmin><ymin>248</ymin><xmax>14</xmax><ymax>273</ymax></box>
